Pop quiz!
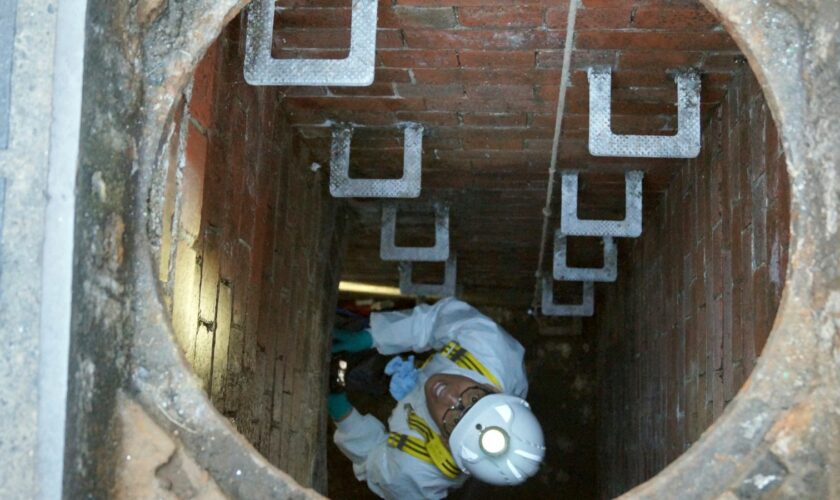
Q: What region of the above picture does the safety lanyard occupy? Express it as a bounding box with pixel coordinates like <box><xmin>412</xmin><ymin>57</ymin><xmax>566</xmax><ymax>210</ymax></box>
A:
<box><xmin>387</xmin><ymin>405</ymin><xmax>462</xmax><ymax>479</ymax></box>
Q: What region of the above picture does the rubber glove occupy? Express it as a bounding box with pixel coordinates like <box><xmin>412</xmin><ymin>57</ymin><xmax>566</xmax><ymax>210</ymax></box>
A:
<box><xmin>328</xmin><ymin>392</ymin><xmax>353</xmax><ymax>421</ymax></box>
<box><xmin>384</xmin><ymin>355</ymin><xmax>419</xmax><ymax>401</ymax></box>
<box><xmin>331</xmin><ymin>328</ymin><xmax>373</xmax><ymax>354</ymax></box>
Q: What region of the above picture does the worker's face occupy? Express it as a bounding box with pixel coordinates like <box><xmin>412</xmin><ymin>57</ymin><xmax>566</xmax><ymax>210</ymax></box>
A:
<box><xmin>424</xmin><ymin>373</ymin><xmax>496</xmax><ymax>440</ymax></box>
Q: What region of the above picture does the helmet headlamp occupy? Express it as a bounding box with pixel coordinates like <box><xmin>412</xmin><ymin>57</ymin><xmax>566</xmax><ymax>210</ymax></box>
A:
<box><xmin>479</xmin><ymin>426</ymin><xmax>509</xmax><ymax>456</ymax></box>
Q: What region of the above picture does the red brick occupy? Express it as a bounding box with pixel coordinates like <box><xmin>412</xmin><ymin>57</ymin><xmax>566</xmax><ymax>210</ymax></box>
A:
<box><xmin>181</xmin><ymin>123</ymin><xmax>207</xmax><ymax>238</ymax></box>
<box><xmin>752</xmin><ymin>265</ymin><xmax>770</xmax><ymax>354</ymax></box>
<box><xmin>632</xmin><ymin>7</ymin><xmax>721</xmax><ymax>31</ymax></box>
<box><xmin>395</xmin><ymin>110</ymin><xmax>460</xmax><ymax>126</ymax></box>
<box><xmin>462</xmin><ymin>112</ymin><xmax>526</xmax><ymax>127</ymax></box>
<box><xmin>571</xmin><ymin>69</ymin><xmax>679</xmax><ymax>89</ymax></box>
<box><xmin>528</xmin><ymin>113</ymin><xmax>556</xmax><ymax>128</ymax></box>
<box><xmin>458</xmin><ymin>5</ymin><xmax>544</xmax><ymax>28</ymax></box>
<box><xmin>375</xmin><ymin>68</ymin><xmax>412</xmax><ymax>83</ymax></box>
<box><xmin>378</xmin><ymin>49</ymin><xmax>459</xmax><ymax>68</ymax></box>
<box><xmin>424</xmin><ymin>96</ymin><xmax>540</xmax><ymax>113</ymax></box>
<box><xmin>404</xmin><ymin>29</ymin><xmax>565</xmax><ymax>50</ymax></box>
<box><xmin>546</xmin><ymin>7</ymin><xmax>631</xmax><ymax>30</ymax></box>
<box><xmin>269</xmin><ymin>48</ymin><xmax>350</xmax><ymax>61</ymax></box>
<box><xmin>396</xmin><ymin>83</ymin><xmax>465</xmax><ymax>98</ymax></box>
<box><xmin>285</xmin><ymin>0</ymin><xmax>359</xmax><ymax>6</ymax></box>
<box><xmin>534</xmin><ymin>50</ymin><xmax>563</xmax><ymax>69</ymax></box>
<box><xmin>380</xmin><ymin>6</ymin><xmax>458</xmax><ymax>29</ymax></box>
<box><xmin>202</xmin><ymin>146</ymin><xmax>228</xmax><ymax>229</ymax></box>
<box><xmin>459</xmin><ymin>50</ymin><xmax>535</xmax><ymax>68</ymax></box>
<box><xmin>411</xmin><ymin>67</ymin><xmax>561</xmax><ymax>85</ymax></box>
<box><xmin>423</xmin><ymin>136</ymin><xmax>462</xmax><ymax>150</ymax></box>
<box><xmin>273</xmin><ymin>29</ymin><xmax>402</xmax><ymax>52</ymax></box>
<box><xmin>198</xmin><ymin>233</ymin><xmax>221</xmax><ymax>325</ymax></box>
<box><xmin>619</xmin><ymin>50</ymin><xmax>704</xmax><ymax>71</ymax></box>
<box><xmin>275</xmin><ymin>7</ymin><xmax>351</xmax><ymax>30</ymax></box>
<box><xmin>190</xmin><ymin>41</ymin><xmax>219</xmax><ymax>130</ymax></box>
<box><xmin>703</xmin><ymin>53</ymin><xmax>748</xmax><ymax>72</ymax></box>
<box><xmin>576</xmin><ymin>31</ymin><xmax>738</xmax><ymax>51</ymax></box>
<box><xmin>571</xmin><ymin>49</ymin><xmax>619</xmax><ymax>70</ymax></box>
<box><xmin>703</xmin><ymin>72</ymin><xmax>735</xmax><ymax>90</ymax></box>
<box><xmin>283</xmin><ymin>96</ymin><xmax>426</xmax><ymax>112</ymax></box>
<box><xmin>291</xmin><ymin>109</ymin><xmax>399</xmax><ymax>129</ymax></box>
<box><xmin>398</xmin><ymin>0</ymin><xmax>554</xmax><ymax>5</ymax></box>
<box><xmin>465</xmin><ymin>84</ymin><xmax>534</xmax><ymax>100</ymax></box>
<box><xmin>272</xmin><ymin>29</ymin><xmax>350</xmax><ymax>52</ymax></box>
<box><xmin>329</xmin><ymin>82</ymin><xmax>396</xmax><ymax>97</ymax></box>
<box><xmin>278</xmin><ymin>86</ymin><xmax>329</xmax><ymax>98</ymax></box>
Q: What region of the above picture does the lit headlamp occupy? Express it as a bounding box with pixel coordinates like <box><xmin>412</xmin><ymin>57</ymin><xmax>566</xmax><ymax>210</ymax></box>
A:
<box><xmin>479</xmin><ymin>426</ymin><xmax>509</xmax><ymax>457</ymax></box>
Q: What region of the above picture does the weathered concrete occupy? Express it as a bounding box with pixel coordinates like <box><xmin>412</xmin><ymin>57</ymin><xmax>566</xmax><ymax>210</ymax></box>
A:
<box><xmin>114</xmin><ymin>392</ymin><xmax>226</xmax><ymax>499</ymax></box>
<box><xmin>0</xmin><ymin>0</ymin><xmax>85</xmax><ymax>497</ymax></box>
<box><xmin>0</xmin><ymin>1</ymin><xmax>56</xmax><ymax>495</ymax></box>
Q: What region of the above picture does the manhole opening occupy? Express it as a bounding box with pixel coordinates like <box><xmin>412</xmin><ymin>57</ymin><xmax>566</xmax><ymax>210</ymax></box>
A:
<box><xmin>144</xmin><ymin>2</ymin><xmax>792</xmax><ymax>499</ymax></box>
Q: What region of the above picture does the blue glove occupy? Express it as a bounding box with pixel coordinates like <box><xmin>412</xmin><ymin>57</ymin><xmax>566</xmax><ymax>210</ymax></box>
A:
<box><xmin>384</xmin><ymin>355</ymin><xmax>419</xmax><ymax>401</ymax></box>
<box><xmin>328</xmin><ymin>392</ymin><xmax>353</xmax><ymax>421</ymax></box>
<box><xmin>331</xmin><ymin>329</ymin><xmax>373</xmax><ymax>354</ymax></box>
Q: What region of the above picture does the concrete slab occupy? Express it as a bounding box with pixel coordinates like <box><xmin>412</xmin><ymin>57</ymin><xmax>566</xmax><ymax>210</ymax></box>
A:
<box><xmin>0</xmin><ymin>0</ymin><xmax>16</xmax><ymax>149</ymax></box>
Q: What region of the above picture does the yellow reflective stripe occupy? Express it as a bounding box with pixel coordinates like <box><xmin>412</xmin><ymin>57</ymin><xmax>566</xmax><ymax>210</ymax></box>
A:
<box><xmin>462</xmin><ymin>354</ymin><xmax>500</xmax><ymax>387</ymax></box>
<box><xmin>389</xmin><ymin>432</ymin><xmax>428</xmax><ymax>455</ymax></box>
<box><xmin>408</xmin><ymin>414</ymin><xmax>433</xmax><ymax>439</ymax></box>
<box><xmin>425</xmin><ymin>438</ymin><xmax>461</xmax><ymax>478</ymax></box>
<box><xmin>440</xmin><ymin>341</ymin><xmax>502</xmax><ymax>389</ymax></box>
<box><xmin>440</xmin><ymin>459</ymin><xmax>461</xmax><ymax>477</ymax></box>
<box><xmin>440</xmin><ymin>341</ymin><xmax>455</xmax><ymax>358</ymax></box>
<box><xmin>388</xmin><ymin>433</ymin><xmax>432</xmax><ymax>462</ymax></box>
<box><xmin>400</xmin><ymin>439</ymin><xmax>431</xmax><ymax>459</ymax></box>
<box><xmin>407</xmin><ymin>409</ymin><xmax>461</xmax><ymax>479</ymax></box>
<box><xmin>393</xmin><ymin>411</ymin><xmax>462</xmax><ymax>479</ymax></box>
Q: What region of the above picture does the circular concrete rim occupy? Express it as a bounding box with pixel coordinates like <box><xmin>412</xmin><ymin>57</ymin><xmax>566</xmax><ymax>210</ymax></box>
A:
<box><xmin>125</xmin><ymin>1</ymin><xmax>838</xmax><ymax>498</ymax></box>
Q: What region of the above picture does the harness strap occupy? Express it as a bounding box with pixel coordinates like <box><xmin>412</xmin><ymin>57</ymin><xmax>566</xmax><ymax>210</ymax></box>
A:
<box><xmin>440</xmin><ymin>341</ymin><xmax>502</xmax><ymax>389</ymax></box>
<box><xmin>387</xmin><ymin>407</ymin><xmax>462</xmax><ymax>479</ymax></box>
<box><xmin>388</xmin><ymin>341</ymin><xmax>501</xmax><ymax>478</ymax></box>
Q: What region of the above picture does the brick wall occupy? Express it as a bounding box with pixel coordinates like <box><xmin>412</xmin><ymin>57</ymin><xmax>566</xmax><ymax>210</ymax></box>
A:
<box><xmin>275</xmin><ymin>0</ymin><xmax>741</xmax><ymax>308</ymax></box>
<box><xmin>158</xmin><ymin>18</ymin><xmax>344</xmax><ymax>491</ymax></box>
<box><xmin>591</xmin><ymin>65</ymin><xmax>789</xmax><ymax>497</ymax></box>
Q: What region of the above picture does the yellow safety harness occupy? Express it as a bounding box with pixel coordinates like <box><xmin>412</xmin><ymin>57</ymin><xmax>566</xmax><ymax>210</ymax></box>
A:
<box><xmin>387</xmin><ymin>405</ymin><xmax>462</xmax><ymax>479</ymax></box>
<box><xmin>439</xmin><ymin>341</ymin><xmax>502</xmax><ymax>389</ymax></box>
<box><xmin>387</xmin><ymin>341</ymin><xmax>500</xmax><ymax>478</ymax></box>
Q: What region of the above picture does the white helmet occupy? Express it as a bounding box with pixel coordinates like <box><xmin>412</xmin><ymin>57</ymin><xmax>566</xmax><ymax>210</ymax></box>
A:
<box><xmin>448</xmin><ymin>393</ymin><xmax>545</xmax><ymax>485</ymax></box>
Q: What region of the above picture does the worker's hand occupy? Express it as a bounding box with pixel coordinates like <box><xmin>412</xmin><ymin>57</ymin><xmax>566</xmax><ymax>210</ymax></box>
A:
<box><xmin>384</xmin><ymin>355</ymin><xmax>419</xmax><ymax>400</ymax></box>
<box><xmin>328</xmin><ymin>392</ymin><xmax>353</xmax><ymax>422</ymax></box>
<box><xmin>331</xmin><ymin>328</ymin><xmax>373</xmax><ymax>353</ymax></box>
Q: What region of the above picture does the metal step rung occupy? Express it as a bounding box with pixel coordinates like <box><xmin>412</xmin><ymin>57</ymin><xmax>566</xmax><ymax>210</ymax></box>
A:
<box><xmin>588</xmin><ymin>66</ymin><xmax>701</xmax><ymax>158</ymax></box>
<box><xmin>244</xmin><ymin>0</ymin><xmax>377</xmax><ymax>86</ymax></box>
<box><xmin>380</xmin><ymin>202</ymin><xmax>449</xmax><ymax>261</ymax></box>
<box><xmin>561</xmin><ymin>170</ymin><xmax>644</xmax><ymax>238</ymax></box>
<box><xmin>553</xmin><ymin>232</ymin><xmax>617</xmax><ymax>282</ymax></box>
<box><xmin>399</xmin><ymin>254</ymin><xmax>457</xmax><ymax>297</ymax></box>
<box><xmin>330</xmin><ymin>124</ymin><xmax>423</xmax><ymax>198</ymax></box>
<box><xmin>541</xmin><ymin>278</ymin><xmax>594</xmax><ymax>317</ymax></box>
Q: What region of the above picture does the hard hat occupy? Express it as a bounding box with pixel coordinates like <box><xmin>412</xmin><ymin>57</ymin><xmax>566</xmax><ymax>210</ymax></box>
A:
<box><xmin>447</xmin><ymin>393</ymin><xmax>545</xmax><ymax>485</ymax></box>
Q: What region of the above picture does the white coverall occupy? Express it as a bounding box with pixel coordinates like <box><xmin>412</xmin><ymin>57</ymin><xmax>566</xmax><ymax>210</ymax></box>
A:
<box><xmin>334</xmin><ymin>298</ymin><xmax>529</xmax><ymax>500</ymax></box>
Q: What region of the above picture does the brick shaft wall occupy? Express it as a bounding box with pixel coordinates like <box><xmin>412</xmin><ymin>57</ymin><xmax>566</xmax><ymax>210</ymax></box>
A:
<box><xmin>275</xmin><ymin>0</ymin><xmax>743</xmax><ymax>308</ymax></box>
<box><xmin>159</xmin><ymin>18</ymin><xmax>343</xmax><ymax>491</ymax></box>
<box><xmin>591</xmin><ymin>66</ymin><xmax>789</xmax><ymax>497</ymax></box>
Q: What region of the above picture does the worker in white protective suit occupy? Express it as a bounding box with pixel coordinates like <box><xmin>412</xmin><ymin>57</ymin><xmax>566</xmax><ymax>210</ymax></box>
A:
<box><xmin>328</xmin><ymin>297</ymin><xmax>546</xmax><ymax>499</ymax></box>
